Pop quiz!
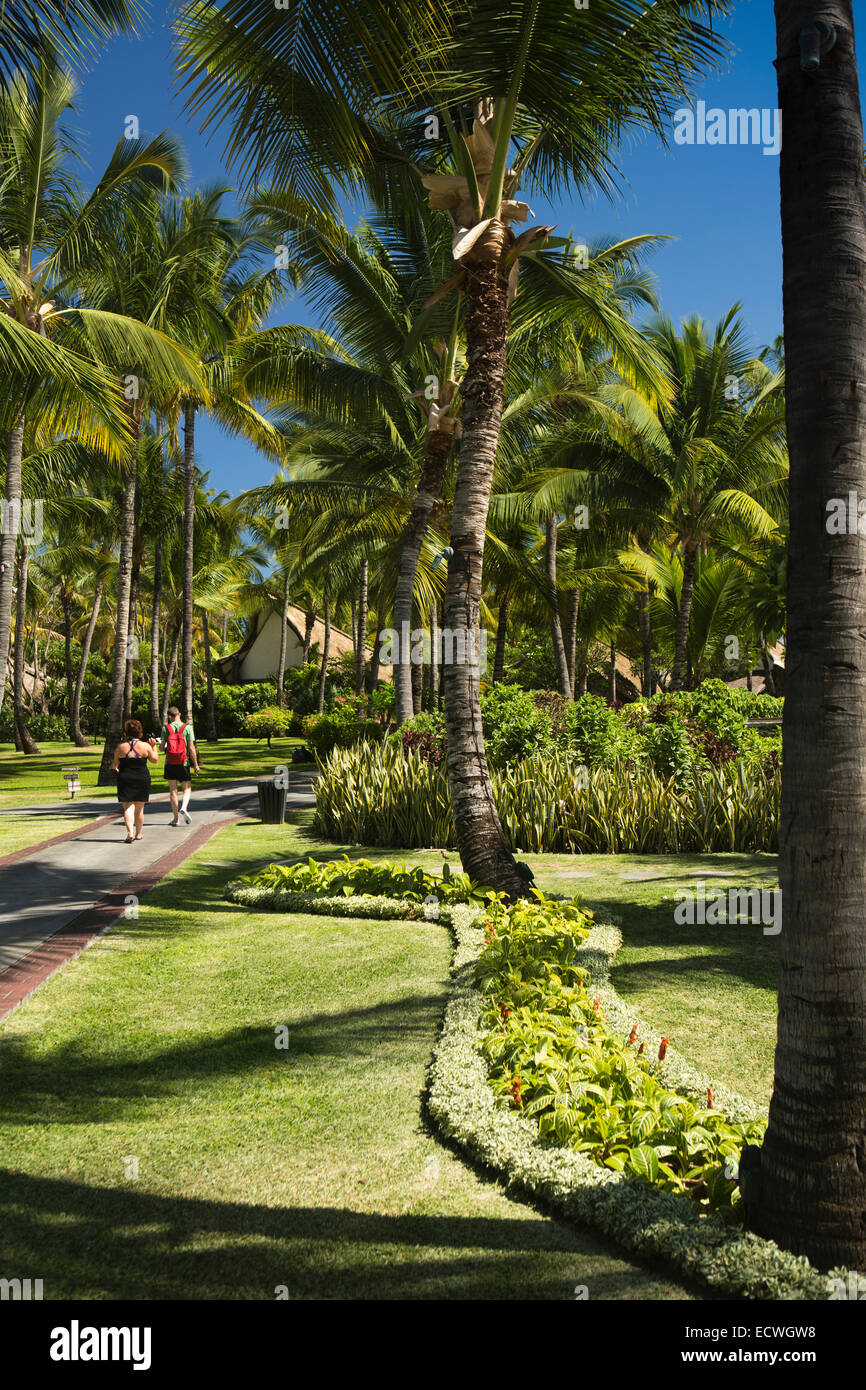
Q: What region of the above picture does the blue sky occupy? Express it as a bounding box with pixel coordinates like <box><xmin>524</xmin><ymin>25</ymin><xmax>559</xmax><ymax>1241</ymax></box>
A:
<box><xmin>72</xmin><ymin>0</ymin><xmax>788</xmax><ymax>497</ymax></box>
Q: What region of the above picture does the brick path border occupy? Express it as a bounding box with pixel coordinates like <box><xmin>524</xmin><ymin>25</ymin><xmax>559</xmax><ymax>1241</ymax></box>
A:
<box><xmin>0</xmin><ymin>807</ymin><xmax>252</xmax><ymax>1023</ymax></box>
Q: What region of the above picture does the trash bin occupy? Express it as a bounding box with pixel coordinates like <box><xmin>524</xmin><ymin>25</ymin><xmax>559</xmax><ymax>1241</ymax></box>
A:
<box><xmin>257</xmin><ymin>779</ymin><xmax>288</xmax><ymax>824</ymax></box>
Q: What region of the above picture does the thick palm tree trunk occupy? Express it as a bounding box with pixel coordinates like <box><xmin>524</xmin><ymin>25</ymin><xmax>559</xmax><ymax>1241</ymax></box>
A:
<box><xmin>545</xmin><ymin>516</ymin><xmax>572</xmax><ymax>699</ymax></box>
<box><xmin>13</xmin><ymin>545</ymin><xmax>39</xmax><ymax>753</ymax></box>
<box><xmin>394</xmin><ymin>431</ymin><xmax>451</xmax><ymax>723</ymax></box>
<box><xmin>493</xmin><ymin>597</ymin><xmax>509</xmax><ymax>683</ymax></box>
<box><xmin>442</xmin><ymin>245</ymin><xmax>526</xmax><ymax>897</ymax></box>
<box><xmin>181</xmin><ymin>402</ymin><xmax>196</xmax><ymax>722</ymax></box>
<box><xmin>316</xmin><ymin>590</ymin><xmax>330</xmax><ymax>714</ymax></box>
<box><xmin>751</xmin><ymin>0</ymin><xmax>866</xmax><ymax>1270</ymax></box>
<box><xmin>670</xmin><ymin>542</ymin><xmax>698</xmax><ymax>691</ymax></box>
<box><xmin>149</xmin><ymin>539</ymin><xmax>162</xmax><ymax>729</ymax></box>
<box><xmin>98</xmin><ymin>445</ymin><xmax>137</xmax><ymax>782</ymax></box>
<box><xmin>276</xmin><ymin>571</ymin><xmax>290</xmax><ymax>709</ymax></box>
<box><xmin>160</xmin><ymin>622</ymin><xmax>181</xmax><ymax>728</ymax></box>
<box><xmin>0</xmin><ymin>416</ymin><xmax>25</xmax><ymax>713</ymax></box>
<box><xmin>71</xmin><ymin>577</ymin><xmax>104</xmax><ymax>747</ymax></box>
<box><xmin>202</xmin><ymin>610</ymin><xmax>218</xmax><ymax>740</ymax></box>
<box><xmin>355</xmin><ymin>557</ymin><xmax>368</xmax><ymax>696</ymax></box>
<box><xmin>638</xmin><ymin>589</ymin><xmax>653</xmax><ymax>695</ymax></box>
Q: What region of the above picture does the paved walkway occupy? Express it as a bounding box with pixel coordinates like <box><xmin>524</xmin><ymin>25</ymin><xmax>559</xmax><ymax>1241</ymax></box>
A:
<box><xmin>0</xmin><ymin>776</ymin><xmax>315</xmax><ymax>1019</ymax></box>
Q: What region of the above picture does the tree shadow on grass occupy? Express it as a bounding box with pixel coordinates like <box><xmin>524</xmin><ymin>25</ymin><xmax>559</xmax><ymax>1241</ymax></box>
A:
<box><xmin>0</xmin><ymin>1168</ymin><xmax>695</xmax><ymax>1301</ymax></box>
<box><xmin>0</xmin><ymin>995</ymin><xmax>447</xmax><ymax>1125</ymax></box>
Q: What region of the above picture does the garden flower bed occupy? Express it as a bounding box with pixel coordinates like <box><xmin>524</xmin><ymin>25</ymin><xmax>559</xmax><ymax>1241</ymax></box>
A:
<box><xmin>227</xmin><ymin>859</ymin><xmax>857</xmax><ymax>1298</ymax></box>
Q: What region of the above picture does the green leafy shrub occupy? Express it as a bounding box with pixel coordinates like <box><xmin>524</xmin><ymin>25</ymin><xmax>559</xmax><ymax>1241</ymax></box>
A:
<box><xmin>640</xmin><ymin>708</ymin><xmax>697</xmax><ymax>785</ymax></box>
<box><xmin>302</xmin><ymin>693</ymin><xmax>387</xmax><ymax>757</ymax></box>
<box><xmin>480</xmin><ymin>683</ymin><xmax>553</xmax><ymax>766</ymax></box>
<box><xmin>245</xmin><ymin>705</ymin><xmax>294</xmax><ymax>744</ymax></box>
<box><xmin>727</xmin><ymin>689</ymin><xmax>784</xmax><ymax>720</ymax></box>
<box><xmin>563</xmin><ymin>694</ymin><xmax>641</xmax><ymax>767</ymax></box>
<box><xmin>0</xmin><ymin>709</ymin><xmax>69</xmax><ymax>742</ymax></box>
<box><xmin>678</xmin><ymin>678</ymin><xmax>749</xmax><ymax>750</ymax></box>
<box><xmin>236</xmin><ymin>854</ymin><xmax>490</xmax><ymax>905</ymax></box>
<box><xmin>476</xmin><ymin>890</ymin><xmax>763</xmax><ymax>1213</ymax></box>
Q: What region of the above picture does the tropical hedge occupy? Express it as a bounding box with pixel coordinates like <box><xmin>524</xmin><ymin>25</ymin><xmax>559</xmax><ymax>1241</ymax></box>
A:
<box><xmin>314</xmin><ymin>742</ymin><xmax>780</xmax><ymax>854</ymax></box>
<box><xmin>225</xmin><ymin>858</ymin><xmax>849</xmax><ymax>1297</ymax></box>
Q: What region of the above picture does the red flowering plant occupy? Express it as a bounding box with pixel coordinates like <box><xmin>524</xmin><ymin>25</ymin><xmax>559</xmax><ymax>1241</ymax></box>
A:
<box><xmin>476</xmin><ymin>890</ymin><xmax>765</xmax><ymax>1215</ymax></box>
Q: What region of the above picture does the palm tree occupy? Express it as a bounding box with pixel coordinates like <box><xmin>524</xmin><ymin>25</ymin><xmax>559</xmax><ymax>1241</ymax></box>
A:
<box><xmin>235</xmin><ymin>195</ymin><xmax>459</xmax><ymax>725</ymax></box>
<box><xmin>145</xmin><ymin>187</ymin><xmax>288</xmax><ymax>726</ymax></box>
<box><xmin>751</xmin><ymin>0</ymin><xmax>866</xmax><ymax>1271</ymax></box>
<box><xmin>540</xmin><ymin>313</ymin><xmax>787</xmax><ymax>691</ymax></box>
<box><xmin>0</xmin><ymin>54</ymin><xmax>189</xmax><ymax>714</ymax></box>
<box><xmin>175</xmin><ymin>0</ymin><xmax>730</xmax><ymax>894</ymax></box>
<box><xmin>68</xmin><ymin>198</ymin><xmax>210</xmax><ymax>780</ymax></box>
<box><xmin>1</xmin><ymin>2</ymin><xmax>140</xmax><ymax>87</ymax></box>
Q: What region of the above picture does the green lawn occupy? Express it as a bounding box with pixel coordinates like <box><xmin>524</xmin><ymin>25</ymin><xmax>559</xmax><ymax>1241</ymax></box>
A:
<box><xmin>0</xmin><ymin>813</ymin><xmax>694</xmax><ymax>1301</ymax></box>
<box><xmin>0</xmin><ymin>737</ymin><xmax>308</xmax><ymax>810</ymax></box>
<box><xmin>0</xmin><ymin>813</ymin><xmax>96</xmax><ymax>858</ymax></box>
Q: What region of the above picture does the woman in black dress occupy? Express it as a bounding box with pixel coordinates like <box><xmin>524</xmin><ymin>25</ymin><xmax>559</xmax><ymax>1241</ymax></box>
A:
<box><xmin>112</xmin><ymin>719</ymin><xmax>160</xmax><ymax>842</ymax></box>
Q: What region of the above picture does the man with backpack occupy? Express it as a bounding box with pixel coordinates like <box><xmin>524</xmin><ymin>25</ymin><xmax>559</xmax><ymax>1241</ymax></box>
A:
<box><xmin>160</xmin><ymin>706</ymin><xmax>201</xmax><ymax>826</ymax></box>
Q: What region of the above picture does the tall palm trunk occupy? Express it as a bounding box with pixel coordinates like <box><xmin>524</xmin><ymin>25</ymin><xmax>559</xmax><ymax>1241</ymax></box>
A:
<box><xmin>576</xmin><ymin>645</ymin><xmax>589</xmax><ymax>697</ymax></box>
<box><xmin>202</xmin><ymin>610</ymin><xmax>217</xmax><ymax>740</ymax></box>
<box><xmin>316</xmin><ymin>589</ymin><xmax>330</xmax><ymax>714</ymax></box>
<box><xmin>98</xmin><ymin>439</ymin><xmax>138</xmax><ymax>782</ymax></box>
<box><xmin>430</xmin><ymin>602</ymin><xmax>439</xmax><ymax>705</ymax></box>
<box><xmin>160</xmin><ymin>622</ymin><xmax>181</xmax><ymax>728</ymax></box>
<box><xmin>394</xmin><ymin>431</ymin><xmax>451</xmax><ymax>723</ymax></box>
<box><xmin>122</xmin><ymin>568</ymin><xmax>139</xmax><ymax>723</ymax></box>
<box><xmin>369</xmin><ymin>594</ymin><xmax>383</xmax><ymax>691</ymax></box>
<box><xmin>637</xmin><ymin>589</ymin><xmax>653</xmax><ymax>695</ymax></box>
<box><xmin>441</xmin><ymin>243</ymin><xmax>526</xmax><ymax>897</ymax></box>
<box><xmin>355</xmin><ymin>557</ymin><xmax>368</xmax><ymax>696</ymax></box>
<box><xmin>608</xmin><ymin>639</ymin><xmax>617</xmax><ymax>705</ymax></box>
<box><xmin>71</xmin><ymin>577</ymin><xmax>104</xmax><ymax>746</ymax></box>
<box><xmin>411</xmin><ymin>653</ymin><xmax>423</xmax><ymax>715</ymax></box>
<box><xmin>754</xmin><ymin>0</ymin><xmax>866</xmax><ymax>1270</ymax></box>
<box><xmin>149</xmin><ymin>539</ymin><xmax>162</xmax><ymax>729</ymax></box>
<box><xmin>276</xmin><ymin>571</ymin><xmax>290</xmax><ymax>709</ymax></box>
<box><xmin>545</xmin><ymin>516</ymin><xmax>572</xmax><ymax>699</ymax></box>
<box><xmin>302</xmin><ymin>607</ymin><xmax>315</xmax><ymax>664</ymax></box>
<box><xmin>31</xmin><ymin>608</ymin><xmax>41</xmax><ymax>712</ymax></box>
<box><xmin>493</xmin><ymin>597</ymin><xmax>509</xmax><ymax>683</ymax></box>
<box><xmin>564</xmin><ymin>589</ymin><xmax>578</xmax><ymax>696</ymax></box>
<box><xmin>670</xmin><ymin>541</ymin><xmax>698</xmax><ymax>691</ymax></box>
<box><xmin>62</xmin><ymin>594</ymin><xmax>74</xmax><ymax>724</ymax></box>
<box><xmin>0</xmin><ymin>416</ymin><xmax>25</xmax><ymax>712</ymax></box>
<box><xmin>181</xmin><ymin>402</ymin><xmax>196</xmax><ymax>722</ymax></box>
<box><xmin>13</xmin><ymin>544</ymin><xmax>39</xmax><ymax>753</ymax></box>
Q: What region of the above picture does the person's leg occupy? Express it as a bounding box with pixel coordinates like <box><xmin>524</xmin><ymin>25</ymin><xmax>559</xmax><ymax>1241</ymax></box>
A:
<box><xmin>134</xmin><ymin>802</ymin><xmax>145</xmax><ymax>837</ymax></box>
<box><xmin>122</xmin><ymin>803</ymin><xmax>135</xmax><ymax>839</ymax></box>
<box><xmin>180</xmin><ymin>779</ymin><xmax>192</xmax><ymax>815</ymax></box>
<box><xmin>168</xmin><ymin>780</ymin><xmax>179</xmax><ymax>822</ymax></box>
